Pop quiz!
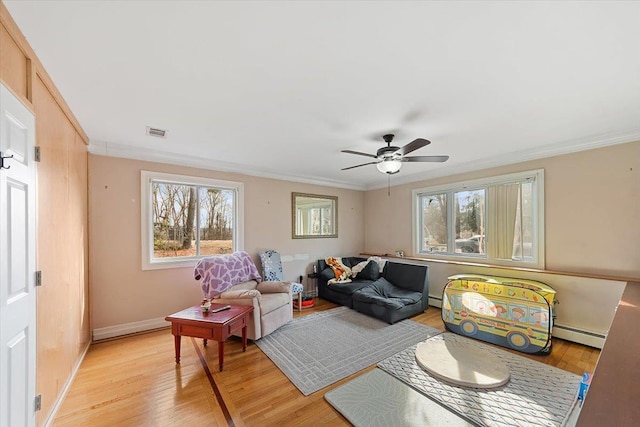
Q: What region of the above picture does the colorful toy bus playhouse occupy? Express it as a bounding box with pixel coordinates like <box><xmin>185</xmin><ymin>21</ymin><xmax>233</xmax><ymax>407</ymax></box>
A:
<box><xmin>442</xmin><ymin>274</ymin><xmax>557</xmax><ymax>354</ymax></box>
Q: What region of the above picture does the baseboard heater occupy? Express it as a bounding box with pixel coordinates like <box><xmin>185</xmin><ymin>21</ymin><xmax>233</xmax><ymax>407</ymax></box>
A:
<box><xmin>428</xmin><ymin>295</ymin><xmax>606</xmax><ymax>349</ymax></box>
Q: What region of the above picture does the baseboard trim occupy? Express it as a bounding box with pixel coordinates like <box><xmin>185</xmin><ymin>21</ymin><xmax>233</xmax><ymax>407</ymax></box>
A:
<box><xmin>93</xmin><ymin>317</ymin><xmax>169</xmax><ymax>341</ymax></box>
<box><xmin>427</xmin><ymin>295</ymin><xmax>605</xmax><ymax>349</ymax></box>
<box><xmin>43</xmin><ymin>341</ymin><xmax>91</xmax><ymax>427</ymax></box>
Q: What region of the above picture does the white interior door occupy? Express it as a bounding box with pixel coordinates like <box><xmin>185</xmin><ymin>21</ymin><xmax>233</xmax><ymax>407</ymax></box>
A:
<box><xmin>0</xmin><ymin>84</ymin><xmax>36</xmax><ymax>427</ymax></box>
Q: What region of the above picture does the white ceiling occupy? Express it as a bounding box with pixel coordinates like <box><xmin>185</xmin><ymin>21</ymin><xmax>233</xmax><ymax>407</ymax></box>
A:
<box><xmin>5</xmin><ymin>1</ymin><xmax>640</xmax><ymax>190</ymax></box>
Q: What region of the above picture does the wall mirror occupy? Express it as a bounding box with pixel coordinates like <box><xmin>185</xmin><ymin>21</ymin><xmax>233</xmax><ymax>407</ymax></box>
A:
<box><xmin>292</xmin><ymin>193</ymin><xmax>338</xmax><ymax>239</ymax></box>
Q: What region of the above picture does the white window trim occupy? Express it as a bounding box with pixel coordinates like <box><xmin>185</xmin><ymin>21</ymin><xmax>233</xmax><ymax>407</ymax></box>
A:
<box><xmin>141</xmin><ymin>170</ymin><xmax>244</xmax><ymax>270</ymax></box>
<box><xmin>411</xmin><ymin>169</ymin><xmax>545</xmax><ymax>269</ymax></box>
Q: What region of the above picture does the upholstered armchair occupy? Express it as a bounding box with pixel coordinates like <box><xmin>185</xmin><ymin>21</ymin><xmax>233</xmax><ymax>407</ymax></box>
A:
<box><xmin>212</xmin><ymin>279</ymin><xmax>292</xmax><ymax>340</ymax></box>
<box><xmin>194</xmin><ymin>251</ymin><xmax>292</xmax><ymax>341</ymax></box>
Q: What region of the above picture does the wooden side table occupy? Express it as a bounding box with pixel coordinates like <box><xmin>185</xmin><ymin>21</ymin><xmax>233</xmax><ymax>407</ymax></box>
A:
<box><xmin>165</xmin><ymin>304</ymin><xmax>254</xmax><ymax>371</ymax></box>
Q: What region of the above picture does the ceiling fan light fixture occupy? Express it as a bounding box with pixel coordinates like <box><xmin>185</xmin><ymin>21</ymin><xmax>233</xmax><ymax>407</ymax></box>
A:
<box><xmin>376</xmin><ymin>159</ymin><xmax>402</xmax><ymax>174</ymax></box>
<box><xmin>341</xmin><ymin>133</ymin><xmax>447</xmax><ymax>174</ymax></box>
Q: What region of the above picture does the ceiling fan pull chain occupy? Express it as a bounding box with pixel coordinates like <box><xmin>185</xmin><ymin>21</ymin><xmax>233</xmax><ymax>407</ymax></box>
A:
<box><xmin>388</xmin><ymin>174</ymin><xmax>391</xmax><ymax>196</ymax></box>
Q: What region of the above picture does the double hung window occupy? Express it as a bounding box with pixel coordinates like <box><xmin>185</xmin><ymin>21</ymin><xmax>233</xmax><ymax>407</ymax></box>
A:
<box><xmin>413</xmin><ymin>170</ymin><xmax>544</xmax><ymax>267</ymax></box>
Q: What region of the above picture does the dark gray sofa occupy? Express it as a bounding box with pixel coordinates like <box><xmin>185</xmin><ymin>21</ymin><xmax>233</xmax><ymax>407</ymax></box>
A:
<box><xmin>316</xmin><ymin>257</ymin><xmax>429</xmax><ymax>323</ymax></box>
<box><xmin>317</xmin><ymin>257</ymin><xmax>372</xmax><ymax>307</ymax></box>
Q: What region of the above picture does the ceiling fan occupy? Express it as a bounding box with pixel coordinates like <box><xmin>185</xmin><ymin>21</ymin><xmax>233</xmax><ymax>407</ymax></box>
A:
<box><xmin>341</xmin><ymin>134</ymin><xmax>449</xmax><ymax>175</ymax></box>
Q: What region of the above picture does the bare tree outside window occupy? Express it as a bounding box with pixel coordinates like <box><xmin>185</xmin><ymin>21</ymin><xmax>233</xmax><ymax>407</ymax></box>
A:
<box><xmin>454</xmin><ymin>190</ymin><xmax>485</xmax><ymax>254</ymax></box>
<box><xmin>421</xmin><ymin>193</ymin><xmax>447</xmax><ymax>253</ymax></box>
<box><xmin>199</xmin><ymin>188</ymin><xmax>233</xmax><ymax>255</ymax></box>
<box><xmin>152</xmin><ymin>182</ymin><xmax>234</xmax><ymax>258</ymax></box>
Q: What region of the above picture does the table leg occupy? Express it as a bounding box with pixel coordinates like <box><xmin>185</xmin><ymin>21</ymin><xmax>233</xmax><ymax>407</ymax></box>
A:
<box><xmin>242</xmin><ymin>325</ymin><xmax>248</xmax><ymax>352</ymax></box>
<box><xmin>218</xmin><ymin>340</ymin><xmax>224</xmax><ymax>371</ymax></box>
<box><xmin>174</xmin><ymin>334</ymin><xmax>181</xmax><ymax>364</ymax></box>
<box><xmin>298</xmin><ymin>292</ymin><xmax>302</xmax><ymax>312</ymax></box>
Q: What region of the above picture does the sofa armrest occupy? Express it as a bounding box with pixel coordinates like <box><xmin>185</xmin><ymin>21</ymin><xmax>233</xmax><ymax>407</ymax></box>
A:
<box><xmin>217</xmin><ymin>289</ymin><xmax>261</xmax><ymax>299</ymax></box>
<box><xmin>256</xmin><ymin>281</ymin><xmax>291</xmax><ymax>294</ymax></box>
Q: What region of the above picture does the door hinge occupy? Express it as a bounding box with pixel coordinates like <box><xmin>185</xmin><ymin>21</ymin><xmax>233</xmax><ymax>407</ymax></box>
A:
<box><xmin>34</xmin><ymin>146</ymin><xmax>41</xmax><ymax>162</ymax></box>
<box><xmin>34</xmin><ymin>394</ymin><xmax>41</xmax><ymax>412</ymax></box>
<box><xmin>35</xmin><ymin>271</ymin><xmax>42</xmax><ymax>287</ymax></box>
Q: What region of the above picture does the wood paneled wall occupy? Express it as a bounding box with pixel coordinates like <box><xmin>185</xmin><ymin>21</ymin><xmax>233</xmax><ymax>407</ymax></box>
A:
<box><xmin>0</xmin><ymin>23</ymin><xmax>28</xmax><ymax>99</ymax></box>
<box><xmin>1</xmin><ymin>2</ymin><xmax>90</xmax><ymax>425</ymax></box>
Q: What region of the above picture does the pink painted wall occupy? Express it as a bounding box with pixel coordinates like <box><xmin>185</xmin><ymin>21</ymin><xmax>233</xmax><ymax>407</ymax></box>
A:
<box><xmin>89</xmin><ymin>141</ymin><xmax>639</xmax><ymax>336</ymax></box>
<box><xmin>363</xmin><ymin>141</ymin><xmax>640</xmax><ymax>339</ymax></box>
<box><xmin>363</xmin><ymin>140</ymin><xmax>640</xmax><ymax>278</ymax></box>
<box><xmin>89</xmin><ymin>155</ymin><xmax>364</xmax><ymax>331</ymax></box>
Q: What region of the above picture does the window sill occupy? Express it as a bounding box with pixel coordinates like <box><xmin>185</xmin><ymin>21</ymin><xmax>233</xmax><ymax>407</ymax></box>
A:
<box><xmin>360</xmin><ymin>251</ymin><xmax>639</xmax><ymax>283</ymax></box>
<box><xmin>142</xmin><ymin>258</ymin><xmax>199</xmax><ymax>271</ymax></box>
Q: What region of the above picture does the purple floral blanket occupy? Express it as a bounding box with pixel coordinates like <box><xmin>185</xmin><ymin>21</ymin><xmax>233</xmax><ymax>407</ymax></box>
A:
<box><xmin>194</xmin><ymin>251</ymin><xmax>262</xmax><ymax>298</ymax></box>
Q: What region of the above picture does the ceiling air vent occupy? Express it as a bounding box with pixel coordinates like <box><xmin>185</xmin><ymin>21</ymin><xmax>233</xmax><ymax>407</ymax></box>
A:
<box><xmin>146</xmin><ymin>126</ymin><xmax>167</xmax><ymax>138</ymax></box>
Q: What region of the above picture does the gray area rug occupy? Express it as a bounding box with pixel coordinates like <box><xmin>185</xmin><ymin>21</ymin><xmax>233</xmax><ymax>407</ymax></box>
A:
<box><xmin>255</xmin><ymin>306</ymin><xmax>442</xmax><ymax>395</ymax></box>
<box><xmin>378</xmin><ymin>333</ymin><xmax>582</xmax><ymax>427</ymax></box>
<box><xmin>325</xmin><ymin>369</ymin><xmax>475</xmax><ymax>427</ymax></box>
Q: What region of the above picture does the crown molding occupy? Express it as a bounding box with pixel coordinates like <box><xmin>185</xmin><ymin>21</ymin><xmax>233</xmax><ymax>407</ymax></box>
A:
<box><xmin>366</xmin><ymin>129</ymin><xmax>640</xmax><ymax>190</ymax></box>
<box><xmin>89</xmin><ymin>129</ymin><xmax>640</xmax><ymax>193</ymax></box>
<box><xmin>88</xmin><ymin>140</ymin><xmax>366</xmax><ymax>191</ymax></box>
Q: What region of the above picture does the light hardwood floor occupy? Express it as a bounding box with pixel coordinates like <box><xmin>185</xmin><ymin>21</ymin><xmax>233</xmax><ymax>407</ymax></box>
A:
<box><xmin>53</xmin><ymin>300</ymin><xmax>600</xmax><ymax>426</ymax></box>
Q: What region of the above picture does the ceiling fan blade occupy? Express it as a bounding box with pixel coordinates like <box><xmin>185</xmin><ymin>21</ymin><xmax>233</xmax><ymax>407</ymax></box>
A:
<box><xmin>402</xmin><ymin>155</ymin><xmax>450</xmax><ymax>163</ymax></box>
<box><xmin>341</xmin><ymin>161</ymin><xmax>379</xmax><ymax>171</ymax></box>
<box><xmin>395</xmin><ymin>138</ymin><xmax>431</xmax><ymax>156</ymax></box>
<box><xmin>341</xmin><ymin>149</ymin><xmax>377</xmax><ymax>159</ymax></box>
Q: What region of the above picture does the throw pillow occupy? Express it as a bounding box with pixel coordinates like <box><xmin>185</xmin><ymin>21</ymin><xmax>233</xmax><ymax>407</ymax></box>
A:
<box><xmin>350</xmin><ymin>260</ymin><xmax>368</xmax><ymax>277</ymax></box>
<box><xmin>357</xmin><ymin>260</ymin><xmax>380</xmax><ymax>281</ymax></box>
<box><xmin>320</xmin><ymin>267</ymin><xmax>335</xmax><ymax>281</ymax></box>
<box><xmin>259</xmin><ymin>250</ymin><xmax>283</xmax><ymax>281</ymax></box>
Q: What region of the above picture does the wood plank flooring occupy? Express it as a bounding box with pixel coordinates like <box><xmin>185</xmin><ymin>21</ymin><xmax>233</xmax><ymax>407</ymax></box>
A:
<box><xmin>53</xmin><ymin>300</ymin><xmax>600</xmax><ymax>426</ymax></box>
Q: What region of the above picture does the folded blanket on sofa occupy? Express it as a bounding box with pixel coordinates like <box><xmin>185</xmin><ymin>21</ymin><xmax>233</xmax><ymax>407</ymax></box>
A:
<box><xmin>194</xmin><ymin>251</ymin><xmax>262</xmax><ymax>298</ymax></box>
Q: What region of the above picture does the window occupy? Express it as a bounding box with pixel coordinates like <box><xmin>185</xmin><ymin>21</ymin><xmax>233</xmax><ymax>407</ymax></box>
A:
<box><xmin>141</xmin><ymin>171</ymin><xmax>244</xmax><ymax>270</ymax></box>
<box><xmin>412</xmin><ymin>169</ymin><xmax>544</xmax><ymax>267</ymax></box>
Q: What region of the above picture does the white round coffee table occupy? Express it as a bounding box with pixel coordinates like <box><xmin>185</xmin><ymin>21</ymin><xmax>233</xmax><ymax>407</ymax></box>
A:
<box><xmin>415</xmin><ymin>333</ymin><xmax>510</xmax><ymax>389</ymax></box>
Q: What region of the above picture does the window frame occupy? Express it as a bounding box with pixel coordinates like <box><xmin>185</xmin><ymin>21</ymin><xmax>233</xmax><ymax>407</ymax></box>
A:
<box><xmin>412</xmin><ymin>169</ymin><xmax>545</xmax><ymax>268</ymax></box>
<box><xmin>141</xmin><ymin>170</ymin><xmax>244</xmax><ymax>270</ymax></box>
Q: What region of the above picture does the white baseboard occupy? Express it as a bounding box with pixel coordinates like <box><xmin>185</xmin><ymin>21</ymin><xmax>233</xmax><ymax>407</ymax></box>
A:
<box><xmin>43</xmin><ymin>341</ymin><xmax>90</xmax><ymax>427</ymax></box>
<box><xmin>427</xmin><ymin>295</ymin><xmax>605</xmax><ymax>349</ymax></box>
<box><xmin>93</xmin><ymin>317</ymin><xmax>169</xmax><ymax>341</ymax></box>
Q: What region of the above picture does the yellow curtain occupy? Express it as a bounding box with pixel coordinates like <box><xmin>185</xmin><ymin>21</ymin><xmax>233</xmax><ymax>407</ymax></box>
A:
<box><xmin>487</xmin><ymin>183</ymin><xmax>520</xmax><ymax>259</ymax></box>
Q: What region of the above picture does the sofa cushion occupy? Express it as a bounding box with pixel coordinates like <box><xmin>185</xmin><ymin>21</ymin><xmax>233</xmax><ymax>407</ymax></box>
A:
<box><xmin>384</xmin><ymin>262</ymin><xmax>428</xmax><ymax>293</ymax></box>
<box><xmin>352</xmin><ymin>277</ymin><xmax>423</xmax><ymax>310</ymax></box>
<box><xmin>320</xmin><ymin>267</ymin><xmax>336</xmax><ymax>282</ymax></box>
<box><xmin>341</xmin><ymin>257</ymin><xmax>358</xmax><ymax>268</ymax></box>
<box><xmin>328</xmin><ymin>280</ymin><xmax>374</xmax><ymax>295</ymax></box>
<box><xmin>356</xmin><ymin>260</ymin><xmax>380</xmax><ymax>281</ymax></box>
